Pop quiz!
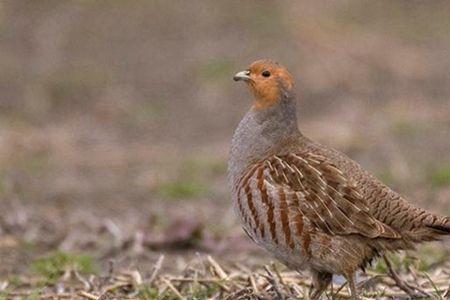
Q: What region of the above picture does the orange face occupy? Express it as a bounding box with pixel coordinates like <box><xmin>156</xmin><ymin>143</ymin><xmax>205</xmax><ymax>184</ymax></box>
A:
<box><xmin>234</xmin><ymin>60</ymin><xmax>294</xmax><ymax>109</ymax></box>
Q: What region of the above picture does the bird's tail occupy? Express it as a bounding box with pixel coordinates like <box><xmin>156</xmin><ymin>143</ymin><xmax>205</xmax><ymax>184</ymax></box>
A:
<box><xmin>425</xmin><ymin>216</ymin><xmax>450</xmax><ymax>235</ymax></box>
<box><xmin>372</xmin><ymin>201</ymin><xmax>450</xmax><ymax>251</ymax></box>
<box><xmin>384</xmin><ymin>201</ymin><xmax>450</xmax><ymax>244</ymax></box>
<box><xmin>408</xmin><ymin>214</ymin><xmax>450</xmax><ymax>243</ymax></box>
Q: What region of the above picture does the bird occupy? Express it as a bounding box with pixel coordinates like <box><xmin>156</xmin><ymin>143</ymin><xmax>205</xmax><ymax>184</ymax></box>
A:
<box><xmin>228</xmin><ymin>59</ymin><xmax>450</xmax><ymax>299</ymax></box>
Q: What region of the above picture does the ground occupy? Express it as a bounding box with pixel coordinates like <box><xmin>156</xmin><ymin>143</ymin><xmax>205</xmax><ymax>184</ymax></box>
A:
<box><xmin>1</xmin><ymin>1</ymin><xmax>450</xmax><ymax>299</ymax></box>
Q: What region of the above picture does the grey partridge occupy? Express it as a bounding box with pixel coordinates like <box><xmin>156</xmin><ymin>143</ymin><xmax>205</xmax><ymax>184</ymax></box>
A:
<box><xmin>228</xmin><ymin>59</ymin><xmax>450</xmax><ymax>299</ymax></box>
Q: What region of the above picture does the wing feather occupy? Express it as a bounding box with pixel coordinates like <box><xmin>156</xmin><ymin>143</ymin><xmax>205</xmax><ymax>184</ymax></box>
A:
<box><xmin>263</xmin><ymin>152</ymin><xmax>400</xmax><ymax>239</ymax></box>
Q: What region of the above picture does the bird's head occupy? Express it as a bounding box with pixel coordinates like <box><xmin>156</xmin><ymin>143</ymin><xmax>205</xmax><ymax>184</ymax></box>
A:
<box><xmin>233</xmin><ymin>59</ymin><xmax>294</xmax><ymax>109</ymax></box>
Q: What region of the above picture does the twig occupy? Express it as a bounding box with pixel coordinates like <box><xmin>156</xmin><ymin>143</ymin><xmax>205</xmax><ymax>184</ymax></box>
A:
<box><xmin>443</xmin><ymin>284</ymin><xmax>450</xmax><ymax>298</ymax></box>
<box><xmin>103</xmin><ymin>219</ymin><xmax>122</xmax><ymax>246</ymax></box>
<box><xmin>168</xmin><ymin>276</ymin><xmax>230</xmax><ymax>292</ymax></box>
<box><xmin>207</xmin><ymin>255</ymin><xmax>228</xmax><ymax>280</ymax></box>
<box><xmin>383</xmin><ymin>255</ymin><xmax>429</xmax><ymax>298</ymax></box>
<box><xmin>249</xmin><ymin>274</ymin><xmax>258</xmax><ymax>293</ymax></box>
<box><xmin>263</xmin><ymin>265</ymin><xmax>285</xmax><ymax>300</ymax></box>
<box><xmin>101</xmin><ymin>282</ymin><xmax>132</xmax><ymax>295</ymax></box>
<box><xmin>271</xmin><ymin>262</ymin><xmax>286</xmax><ymax>286</ymax></box>
<box><xmin>78</xmin><ymin>291</ymin><xmax>99</xmax><ymax>300</ymax></box>
<box><xmin>107</xmin><ymin>259</ymin><xmax>115</xmax><ymax>281</ymax></box>
<box><xmin>423</xmin><ymin>272</ymin><xmax>443</xmax><ymax>300</ymax></box>
<box><xmin>162</xmin><ymin>278</ymin><xmax>186</xmax><ymax>300</ymax></box>
<box><xmin>333</xmin><ymin>281</ymin><xmax>348</xmax><ymax>298</ymax></box>
<box><xmin>74</xmin><ymin>270</ymin><xmax>92</xmax><ymax>291</ymax></box>
<box><xmin>149</xmin><ymin>254</ymin><xmax>165</xmax><ymax>285</ymax></box>
<box><xmin>168</xmin><ymin>277</ymin><xmax>226</xmax><ymax>283</ymax></box>
<box><xmin>291</xmin><ymin>283</ymin><xmax>305</xmax><ymax>298</ymax></box>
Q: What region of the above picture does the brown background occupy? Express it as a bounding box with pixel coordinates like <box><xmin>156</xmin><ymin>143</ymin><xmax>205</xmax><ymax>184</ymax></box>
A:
<box><xmin>1</xmin><ymin>0</ymin><xmax>450</xmax><ymax>276</ymax></box>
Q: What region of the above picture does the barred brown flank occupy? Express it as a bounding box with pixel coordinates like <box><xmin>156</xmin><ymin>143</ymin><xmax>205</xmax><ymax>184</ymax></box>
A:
<box><xmin>278</xmin><ymin>187</ymin><xmax>294</xmax><ymax>249</ymax></box>
<box><xmin>291</xmin><ymin>193</ymin><xmax>305</xmax><ymax>239</ymax></box>
<box><xmin>302</xmin><ymin>230</ymin><xmax>311</xmax><ymax>256</ymax></box>
<box><xmin>257</xmin><ymin>167</ymin><xmax>276</xmax><ymax>243</ymax></box>
<box><xmin>244</xmin><ymin>169</ymin><xmax>261</xmax><ymax>237</ymax></box>
<box><xmin>237</xmin><ymin>165</ymin><xmax>260</xmax><ymax>232</ymax></box>
<box><xmin>238</xmin><ymin>164</ymin><xmax>260</xmax><ymax>193</ymax></box>
<box><xmin>236</xmin><ymin>194</ymin><xmax>246</xmax><ymax>225</ymax></box>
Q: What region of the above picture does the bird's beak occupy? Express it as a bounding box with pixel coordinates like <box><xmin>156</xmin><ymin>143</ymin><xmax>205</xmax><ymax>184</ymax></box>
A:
<box><xmin>233</xmin><ymin>70</ymin><xmax>251</xmax><ymax>82</ymax></box>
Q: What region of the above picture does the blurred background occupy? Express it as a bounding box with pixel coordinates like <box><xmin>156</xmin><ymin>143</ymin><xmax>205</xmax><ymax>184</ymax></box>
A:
<box><xmin>1</xmin><ymin>0</ymin><xmax>450</xmax><ymax>278</ymax></box>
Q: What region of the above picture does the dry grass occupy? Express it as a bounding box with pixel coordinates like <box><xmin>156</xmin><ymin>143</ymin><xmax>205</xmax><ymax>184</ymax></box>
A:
<box><xmin>1</xmin><ymin>254</ymin><xmax>450</xmax><ymax>300</ymax></box>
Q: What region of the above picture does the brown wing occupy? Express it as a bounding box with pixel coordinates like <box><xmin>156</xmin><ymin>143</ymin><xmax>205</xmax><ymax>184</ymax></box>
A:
<box><xmin>263</xmin><ymin>152</ymin><xmax>400</xmax><ymax>239</ymax></box>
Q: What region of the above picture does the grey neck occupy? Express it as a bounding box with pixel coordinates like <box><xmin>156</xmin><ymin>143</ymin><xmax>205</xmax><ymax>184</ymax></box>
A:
<box><xmin>228</xmin><ymin>95</ymin><xmax>300</xmax><ymax>187</ymax></box>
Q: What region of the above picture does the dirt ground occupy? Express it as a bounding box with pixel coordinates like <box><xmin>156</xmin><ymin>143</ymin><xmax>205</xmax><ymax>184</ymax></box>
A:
<box><xmin>1</xmin><ymin>1</ymin><xmax>450</xmax><ymax>299</ymax></box>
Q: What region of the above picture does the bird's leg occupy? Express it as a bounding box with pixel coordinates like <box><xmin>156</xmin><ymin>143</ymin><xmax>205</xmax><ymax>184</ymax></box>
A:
<box><xmin>309</xmin><ymin>270</ymin><xmax>332</xmax><ymax>300</ymax></box>
<box><xmin>344</xmin><ymin>271</ymin><xmax>359</xmax><ymax>300</ymax></box>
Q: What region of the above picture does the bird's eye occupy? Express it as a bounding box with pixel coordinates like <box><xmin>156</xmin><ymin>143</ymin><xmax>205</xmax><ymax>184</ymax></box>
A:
<box><xmin>262</xmin><ymin>70</ymin><xmax>271</xmax><ymax>77</ymax></box>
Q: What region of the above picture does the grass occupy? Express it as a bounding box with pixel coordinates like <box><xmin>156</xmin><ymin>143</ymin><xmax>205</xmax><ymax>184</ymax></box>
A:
<box><xmin>424</xmin><ymin>272</ymin><xmax>444</xmax><ymax>300</ymax></box>
<box><xmin>2</xmin><ymin>252</ymin><xmax>450</xmax><ymax>299</ymax></box>
<box><xmin>415</xmin><ymin>246</ymin><xmax>450</xmax><ymax>271</ymax></box>
<box><xmin>391</xmin><ymin>120</ymin><xmax>422</xmax><ymax>139</ymax></box>
<box><xmin>430</xmin><ymin>165</ymin><xmax>450</xmax><ymax>187</ymax></box>
<box><xmin>0</xmin><ymin>291</ymin><xmax>7</xmax><ymax>300</ymax></box>
<box><xmin>25</xmin><ymin>290</ymin><xmax>40</xmax><ymax>300</ymax></box>
<box><xmin>190</xmin><ymin>283</ymin><xmax>220</xmax><ymax>299</ymax></box>
<box><xmin>138</xmin><ymin>285</ymin><xmax>159</xmax><ymax>300</ymax></box>
<box><xmin>154</xmin><ymin>157</ymin><xmax>225</xmax><ymax>200</ymax></box>
<box><xmin>7</xmin><ymin>276</ymin><xmax>22</xmax><ymax>288</ymax></box>
<box><xmin>375</xmin><ymin>249</ymin><xmax>449</xmax><ymax>275</ymax></box>
<box><xmin>374</xmin><ymin>253</ymin><xmax>420</xmax><ymax>274</ymax></box>
<box><xmin>156</xmin><ymin>180</ymin><xmax>207</xmax><ymax>200</ymax></box>
<box><xmin>181</xmin><ymin>157</ymin><xmax>227</xmax><ymax>177</ymax></box>
<box><xmin>31</xmin><ymin>251</ymin><xmax>98</xmax><ymax>284</ymax></box>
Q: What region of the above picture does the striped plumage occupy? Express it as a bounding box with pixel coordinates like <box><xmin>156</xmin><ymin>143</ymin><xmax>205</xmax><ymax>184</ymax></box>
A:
<box><xmin>228</xmin><ymin>60</ymin><xmax>450</xmax><ymax>300</ymax></box>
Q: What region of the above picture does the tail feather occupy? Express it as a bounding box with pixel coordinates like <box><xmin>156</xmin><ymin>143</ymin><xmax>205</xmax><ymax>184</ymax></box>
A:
<box><xmin>401</xmin><ymin>215</ymin><xmax>450</xmax><ymax>243</ymax></box>
<box><xmin>426</xmin><ymin>223</ymin><xmax>450</xmax><ymax>235</ymax></box>
<box><xmin>425</xmin><ymin>216</ymin><xmax>450</xmax><ymax>236</ymax></box>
